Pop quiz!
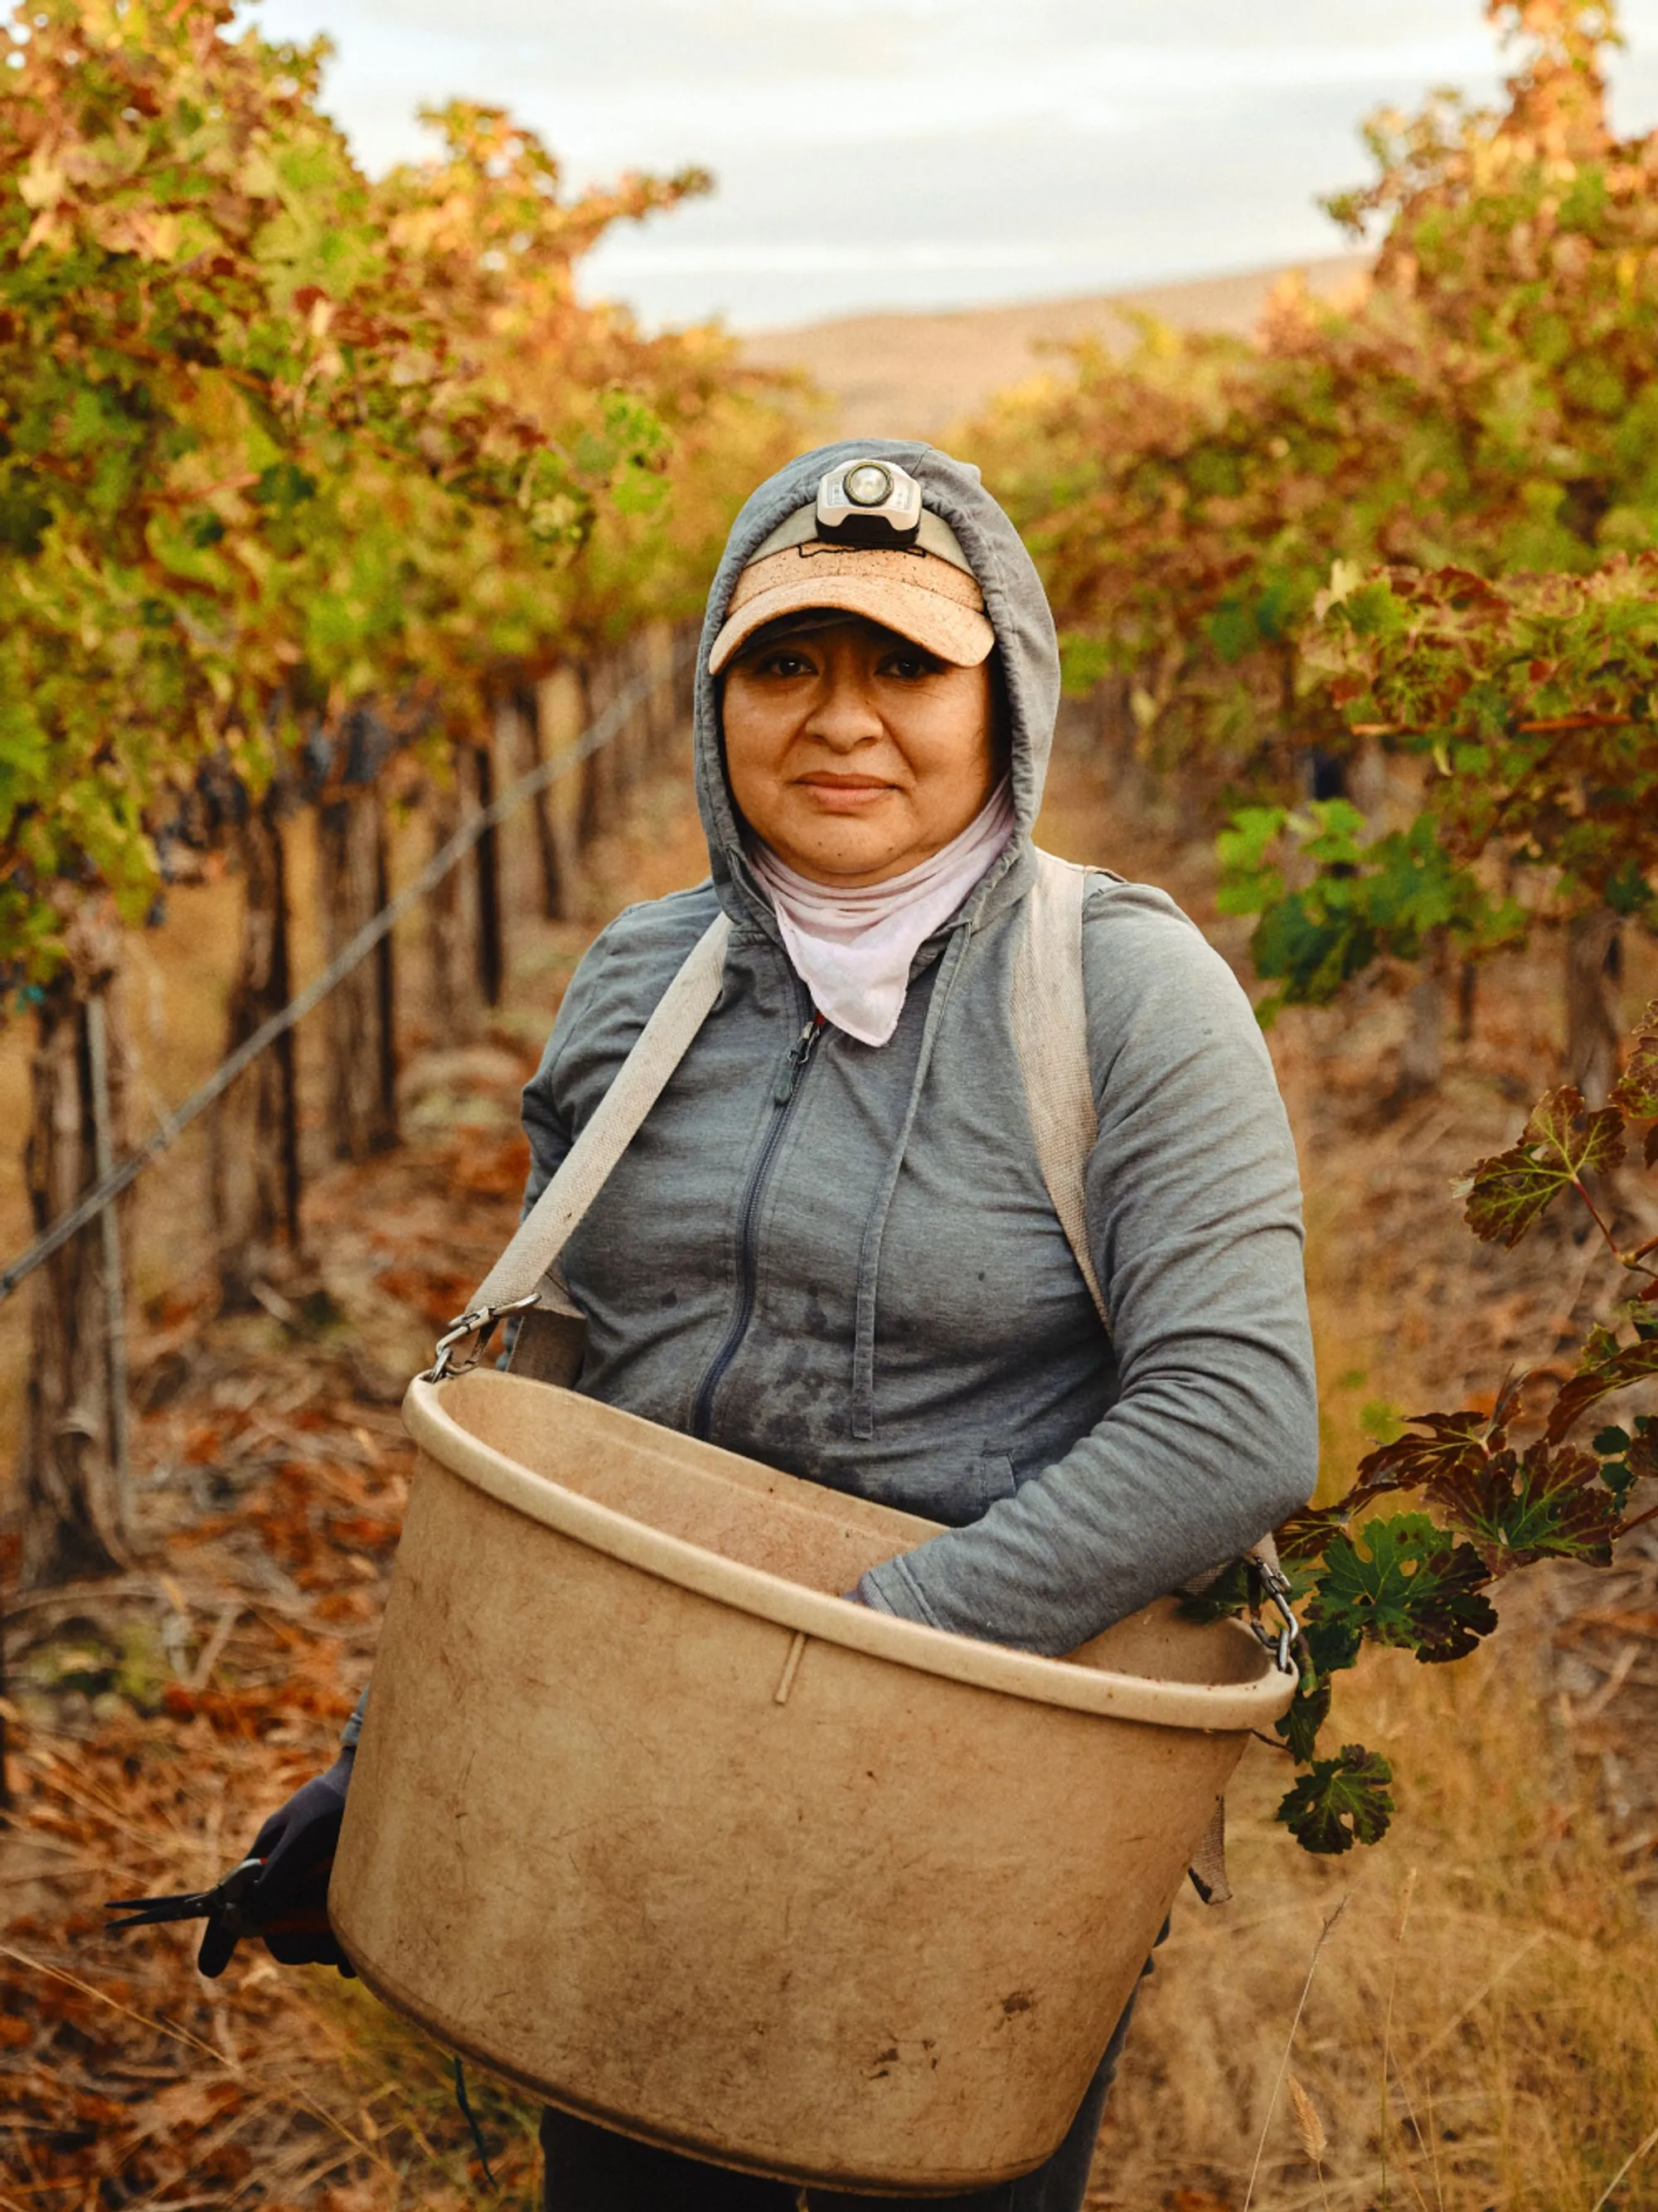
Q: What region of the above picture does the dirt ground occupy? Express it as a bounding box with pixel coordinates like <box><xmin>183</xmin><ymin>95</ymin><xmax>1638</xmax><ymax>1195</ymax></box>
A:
<box><xmin>5</xmin><ymin>711</ymin><xmax>1658</xmax><ymax>2209</ymax></box>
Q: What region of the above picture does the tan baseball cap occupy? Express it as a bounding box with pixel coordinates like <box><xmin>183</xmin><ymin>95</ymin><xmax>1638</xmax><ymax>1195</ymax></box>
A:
<box><xmin>708</xmin><ymin>502</ymin><xmax>995</xmax><ymax>676</ymax></box>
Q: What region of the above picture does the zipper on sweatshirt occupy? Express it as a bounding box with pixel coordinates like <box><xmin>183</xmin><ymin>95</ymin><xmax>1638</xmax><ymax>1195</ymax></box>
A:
<box><xmin>690</xmin><ymin>1006</ymin><xmax>824</xmax><ymax>1441</ymax></box>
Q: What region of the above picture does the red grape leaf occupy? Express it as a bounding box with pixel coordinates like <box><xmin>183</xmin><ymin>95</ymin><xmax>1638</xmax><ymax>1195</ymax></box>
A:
<box><xmin>1609</xmin><ymin>1000</ymin><xmax>1658</xmax><ymax>1121</ymax></box>
<box><xmin>1353</xmin><ymin>1385</ymin><xmax>1626</xmax><ymax>1569</ymax></box>
<box><xmin>1273</xmin><ymin>1502</ymin><xmax>1353</xmax><ymax>1563</ymax></box>
<box><xmin>1462</xmin><ymin>1087</ymin><xmax>1625</xmax><ymax>1248</ymax></box>
<box><xmin>1354</xmin><ymin>1409</ymin><xmax>1502</xmax><ymax>1498</ymax></box>
<box><xmin>1433</xmin><ymin>1438</ymin><xmax>1622</xmax><ymax>1571</ymax></box>
<box><xmin>1544</xmin><ymin>1336</ymin><xmax>1658</xmax><ymax>1443</ymax></box>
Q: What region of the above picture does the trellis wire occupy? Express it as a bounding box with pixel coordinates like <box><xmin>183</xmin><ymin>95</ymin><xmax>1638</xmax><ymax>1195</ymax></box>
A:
<box><xmin>0</xmin><ymin>648</ymin><xmax>691</xmax><ymax>1307</ymax></box>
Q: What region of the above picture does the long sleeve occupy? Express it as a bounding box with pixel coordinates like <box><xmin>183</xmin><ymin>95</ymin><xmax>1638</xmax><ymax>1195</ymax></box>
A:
<box><xmin>857</xmin><ymin>886</ymin><xmax>1318</xmax><ymax>1656</ymax></box>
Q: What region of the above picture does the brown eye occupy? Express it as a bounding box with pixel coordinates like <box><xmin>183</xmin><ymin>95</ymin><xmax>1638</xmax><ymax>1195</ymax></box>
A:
<box><xmin>880</xmin><ymin>646</ymin><xmax>938</xmax><ymax>680</ymax></box>
<box><xmin>744</xmin><ymin>648</ymin><xmax>816</xmax><ymax>678</ymax></box>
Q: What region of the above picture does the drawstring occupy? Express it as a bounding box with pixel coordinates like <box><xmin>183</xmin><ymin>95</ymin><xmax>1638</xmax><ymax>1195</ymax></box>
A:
<box><xmin>850</xmin><ymin>926</ymin><xmax>972</xmax><ymax>1441</ymax></box>
<box><xmin>453</xmin><ymin>2054</ymin><xmax>497</xmax><ymax>2191</ymax></box>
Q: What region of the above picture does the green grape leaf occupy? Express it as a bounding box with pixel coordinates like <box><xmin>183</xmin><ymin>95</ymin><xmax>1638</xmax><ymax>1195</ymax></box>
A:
<box><xmin>1596</xmin><ymin>1418</ymin><xmax>1655</xmax><ymax>1507</ymax></box>
<box><xmin>1176</xmin><ymin>1559</ymin><xmax>1252</xmax><ymax>1625</ymax></box>
<box><xmin>1249</xmin><ymin>891</ymin><xmax>1378</xmax><ymax>1006</ymax></box>
<box><xmin>1278</xmin><ymin>1744</ymin><xmax>1395</xmax><ymax>1855</ymax></box>
<box><xmin>253</xmin><ymin>461</ymin><xmax>318</xmax><ymax>511</ymax></box>
<box><xmin>1462</xmin><ymin>1088</ymin><xmax>1625</xmax><ymax>1249</ymax></box>
<box><xmin>1301</xmin><ymin>1609</ymin><xmax>1365</xmax><ymax>1681</ymax></box>
<box><xmin>1276</xmin><ymin>1671</ymin><xmax>1332</xmax><ymax>1763</ymax></box>
<box><xmin>1311</xmin><ymin>1512</ymin><xmax>1497</xmax><ymax>1662</ymax></box>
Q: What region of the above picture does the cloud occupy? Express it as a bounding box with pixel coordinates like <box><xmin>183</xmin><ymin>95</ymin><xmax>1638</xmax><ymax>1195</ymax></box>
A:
<box><xmin>247</xmin><ymin>0</ymin><xmax>1658</xmax><ymax>327</ymax></box>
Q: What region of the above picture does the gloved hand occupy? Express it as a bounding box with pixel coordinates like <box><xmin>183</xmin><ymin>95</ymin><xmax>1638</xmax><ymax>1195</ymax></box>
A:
<box><xmin>198</xmin><ymin>1750</ymin><xmax>357</xmax><ymax>1978</ymax></box>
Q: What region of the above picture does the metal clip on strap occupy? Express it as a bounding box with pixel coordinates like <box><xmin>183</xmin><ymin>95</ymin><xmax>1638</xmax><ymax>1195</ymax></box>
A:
<box><xmin>424</xmin><ymin>1291</ymin><xmax>542</xmax><ymax>1383</ymax></box>
<box><xmin>1248</xmin><ymin>1552</ymin><xmax>1302</xmax><ymax>1676</ymax></box>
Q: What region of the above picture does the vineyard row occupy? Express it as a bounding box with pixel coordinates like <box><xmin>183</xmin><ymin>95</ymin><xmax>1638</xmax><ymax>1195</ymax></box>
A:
<box><xmin>18</xmin><ymin>623</ymin><xmax>696</xmax><ymax>1592</ymax></box>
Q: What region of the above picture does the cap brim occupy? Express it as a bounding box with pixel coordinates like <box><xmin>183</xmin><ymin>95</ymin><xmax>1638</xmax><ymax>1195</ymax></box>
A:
<box><xmin>710</xmin><ymin>572</ymin><xmax>996</xmax><ymax>676</ymax></box>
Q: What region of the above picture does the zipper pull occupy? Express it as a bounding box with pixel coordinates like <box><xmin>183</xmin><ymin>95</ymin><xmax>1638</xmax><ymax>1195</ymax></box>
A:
<box><xmin>774</xmin><ymin>1014</ymin><xmax>824</xmax><ymax>1105</ymax></box>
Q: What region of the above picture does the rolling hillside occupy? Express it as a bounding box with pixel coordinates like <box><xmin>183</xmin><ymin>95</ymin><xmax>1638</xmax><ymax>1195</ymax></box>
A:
<box><xmin>739</xmin><ymin>251</ymin><xmax>1371</xmax><ymax>440</ymax></box>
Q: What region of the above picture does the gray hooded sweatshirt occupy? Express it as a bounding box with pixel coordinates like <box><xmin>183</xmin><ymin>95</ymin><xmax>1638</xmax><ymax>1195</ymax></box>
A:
<box><xmin>519</xmin><ymin>439</ymin><xmax>1316</xmax><ymax>1655</ymax></box>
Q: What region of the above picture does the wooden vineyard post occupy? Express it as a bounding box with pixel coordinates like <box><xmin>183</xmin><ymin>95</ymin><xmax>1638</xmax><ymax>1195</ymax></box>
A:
<box><xmin>613</xmin><ymin>638</ymin><xmax>645</xmax><ymax>800</ymax></box>
<box><xmin>1099</xmin><ymin>672</ymin><xmax>1149</xmax><ymax>819</ymax></box>
<box><xmin>1457</xmin><ymin>958</ymin><xmax>1479</xmax><ymax>1045</ymax></box>
<box><xmin>575</xmin><ymin>661</ymin><xmax>600</xmax><ymax>846</ymax></box>
<box><xmin>578</xmin><ymin>659</ymin><xmax>619</xmax><ymax>847</ymax></box>
<box><xmin>1394</xmin><ymin>941</ymin><xmax>1448</xmax><ymax>1104</ymax></box>
<box><xmin>211</xmin><ymin>793</ymin><xmax>302</xmax><ymax>1299</ymax></box>
<box><xmin>509</xmin><ymin>683</ymin><xmax>565</xmax><ymax>921</ymax></box>
<box><xmin>318</xmin><ymin>754</ymin><xmax>399</xmax><ymax>1160</ymax></box>
<box><xmin>424</xmin><ymin>749</ymin><xmax>472</xmax><ymax>1048</ymax></box>
<box><xmin>84</xmin><ymin>992</ymin><xmax>129</xmax><ymax>1526</ymax></box>
<box><xmin>20</xmin><ymin>924</ymin><xmax>131</xmax><ymax>1588</ymax></box>
<box><xmin>473</xmin><ymin>725</ymin><xmax>505</xmax><ymax>1008</ymax></box>
<box><xmin>1565</xmin><ymin>906</ymin><xmax>1624</xmax><ymax>1104</ymax></box>
<box><xmin>643</xmin><ymin>621</ymin><xmax>680</xmax><ymax>768</ymax></box>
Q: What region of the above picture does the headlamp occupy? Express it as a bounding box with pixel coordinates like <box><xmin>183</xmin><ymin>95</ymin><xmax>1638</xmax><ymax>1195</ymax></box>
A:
<box><xmin>845</xmin><ymin>463</ymin><xmax>894</xmax><ymax>507</ymax></box>
<box><xmin>815</xmin><ymin>457</ymin><xmax>924</xmax><ymax>550</ymax></box>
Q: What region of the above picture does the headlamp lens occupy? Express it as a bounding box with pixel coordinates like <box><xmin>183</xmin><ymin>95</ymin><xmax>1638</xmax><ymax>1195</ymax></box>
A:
<box><xmin>844</xmin><ymin>463</ymin><xmax>893</xmax><ymax>509</ymax></box>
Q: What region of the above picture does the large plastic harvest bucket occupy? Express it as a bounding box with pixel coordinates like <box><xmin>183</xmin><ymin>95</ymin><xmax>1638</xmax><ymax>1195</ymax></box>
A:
<box><xmin>332</xmin><ymin>1370</ymin><xmax>1293</xmax><ymax>2198</ymax></box>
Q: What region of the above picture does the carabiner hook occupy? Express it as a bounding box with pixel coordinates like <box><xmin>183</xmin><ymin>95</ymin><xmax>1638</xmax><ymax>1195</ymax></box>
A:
<box><xmin>422</xmin><ymin>1290</ymin><xmax>541</xmax><ymax>1383</ymax></box>
<box><xmin>1250</xmin><ymin>1556</ymin><xmax>1303</xmax><ymax>1677</ymax></box>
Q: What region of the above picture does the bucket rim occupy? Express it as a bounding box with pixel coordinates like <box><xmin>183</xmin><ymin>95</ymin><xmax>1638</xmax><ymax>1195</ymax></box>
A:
<box><xmin>403</xmin><ymin>1374</ymin><xmax>1297</xmax><ymax>1734</ymax></box>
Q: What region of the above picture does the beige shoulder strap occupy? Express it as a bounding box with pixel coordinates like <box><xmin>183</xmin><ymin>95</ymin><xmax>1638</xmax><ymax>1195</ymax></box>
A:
<box><xmin>468</xmin><ymin>914</ymin><xmax>732</xmax><ymax>1314</ymax></box>
<box><xmin>1010</xmin><ymin>849</ymin><xmax>1109</xmax><ymax>1332</ymax></box>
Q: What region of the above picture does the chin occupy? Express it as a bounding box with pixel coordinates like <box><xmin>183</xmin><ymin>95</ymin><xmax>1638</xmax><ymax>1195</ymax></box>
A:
<box><xmin>797</xmin><ymin>834</ymin><xmax>898</xmax><ymax>880</ymax></box>
<box><xmin>783</xmin><ymin>813</ymin><xmax>895</xmax><ymax>872</ymax></box>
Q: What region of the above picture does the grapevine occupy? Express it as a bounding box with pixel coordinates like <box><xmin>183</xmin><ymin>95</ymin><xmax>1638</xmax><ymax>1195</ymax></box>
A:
<box><xmin>1193</xmin><ymin>998</ymin><xmax>1658</xmax><ymax>1852</ymax></box>
<box><xmin>975</xmin><ymin>0</ymin><xmax>1657</xmax><ymax>1018</ymax></box>
<box><xmin>0</xmin><ymin>0</ymin><xmax>792</xmax><ymax>993</ymax></box>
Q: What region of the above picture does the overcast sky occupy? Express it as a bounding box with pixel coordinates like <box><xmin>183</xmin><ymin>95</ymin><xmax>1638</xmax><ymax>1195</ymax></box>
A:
<box><xmin>249</xmin><ymin>0</ymin><xmax>1658</xmax><ymax>332</ymax></box>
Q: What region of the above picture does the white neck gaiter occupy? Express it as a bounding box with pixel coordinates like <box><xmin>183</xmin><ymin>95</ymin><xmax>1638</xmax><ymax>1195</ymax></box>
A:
<box><xmin>749</xmin><ymin>783</ymin><xmax>1016</xmax><ymax>1046</ymax></box>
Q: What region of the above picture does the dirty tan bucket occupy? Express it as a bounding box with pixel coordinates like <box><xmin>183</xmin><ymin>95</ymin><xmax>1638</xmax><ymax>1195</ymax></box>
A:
<box><xmin>331</xmin><ymin>1369</ymin><xmax>1293</xmax><ymax>2197</ymax></box>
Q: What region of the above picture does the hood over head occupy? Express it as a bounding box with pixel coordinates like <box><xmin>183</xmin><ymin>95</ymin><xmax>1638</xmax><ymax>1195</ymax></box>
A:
<box><xmin>693</xmin><ymin>440</ymin><xmax>1060</xmax><ymax>919</ymax></box>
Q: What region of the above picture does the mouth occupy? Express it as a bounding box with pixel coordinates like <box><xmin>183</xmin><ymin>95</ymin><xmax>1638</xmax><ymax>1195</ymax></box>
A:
<box><xmin>795</xmin><ymin>774</ymin><xmax>895</xmax><ymax>812</ymax></box>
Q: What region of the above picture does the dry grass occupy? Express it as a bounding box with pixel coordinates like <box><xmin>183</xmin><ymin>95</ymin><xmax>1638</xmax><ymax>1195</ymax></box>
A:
<box><xmin>1089</xmin><ymin>1637</ymin><xmax>1658</xmax><ymax>2210</ymax></box>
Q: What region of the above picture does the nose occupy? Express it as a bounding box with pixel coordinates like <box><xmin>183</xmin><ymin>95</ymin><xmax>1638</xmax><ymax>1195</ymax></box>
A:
<box><xmin>803</xmin><ymin>665</ymin><xmax>884</xmax><ymax>753</ymax></box>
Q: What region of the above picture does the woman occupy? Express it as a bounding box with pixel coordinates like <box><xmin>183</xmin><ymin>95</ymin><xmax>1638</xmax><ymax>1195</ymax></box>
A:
<box><xmin>214</xmin><ymin>441</ymin><xmax>1318</xmax><ymax>2210</ymax></box>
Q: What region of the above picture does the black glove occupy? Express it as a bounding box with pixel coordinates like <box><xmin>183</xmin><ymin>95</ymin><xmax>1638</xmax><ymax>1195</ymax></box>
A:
<box><xmin>198</xmin><ymin>1750</ymin><xmax>357</xmax><ymax>1978</ymax></box>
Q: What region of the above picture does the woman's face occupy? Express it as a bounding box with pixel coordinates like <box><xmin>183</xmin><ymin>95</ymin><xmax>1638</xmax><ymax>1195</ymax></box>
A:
<box><xmin>721</xmin><ymin>617</ymin><xmax>999</xmax><ymax>887</ymax></box>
